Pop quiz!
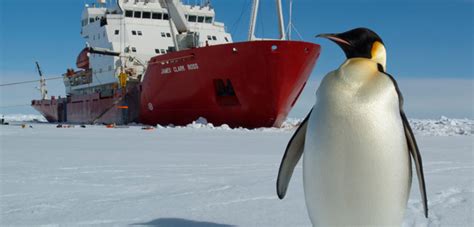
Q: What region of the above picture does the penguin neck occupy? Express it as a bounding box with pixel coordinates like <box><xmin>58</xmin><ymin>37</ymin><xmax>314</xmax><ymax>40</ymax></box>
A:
<box><xmin>338</xmin><ymin>58</ymin><xmax>380</xmax><ymax>86</ymax></box>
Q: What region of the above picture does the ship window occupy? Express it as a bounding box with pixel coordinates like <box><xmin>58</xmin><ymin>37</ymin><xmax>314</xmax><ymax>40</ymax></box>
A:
<box><xmin>89</xmin><ymin>18</ymin><xmax>94</xmax><ymax>23</ymax></box>
<box><xmin>205</xmin><ymin>17</ymin><xmax>213</xmax><ymax>23</ymax></box>
<box><xmin>134</xmin><ymin>11</ymin><xmax>141</xmax><ymax>18</ymax></box>
<box><xmin>197</xmin><ymin>16</ymin><xmax>204</xmax><ymax>23</ymax></box>
<box><xmin>212</xmin><ymin>36</ymin><xmax>217</xmax><ymax>41</ymax></box>
<box><xmin>132</xmin><ymin>30</ymin><xmax>137</xmax><ymax>35</ymax></box>
<box><xmin>155</xmin><ymin>49</ymin><xmax>160</xmax><ymax>54</ymax></box>
<box><xmin>161</xmin><ymin>49</ymin><xmax>166</xmax><ymax>54</ymax></box>
<box><xmin>125</xmin><ymin>10</ymin><xmax>133</xmax><ymax>17</ymax></box>
<box><xmin>161</xmin><ymin>32</ymin><xmax>166</xmax><ymax>37</ymax></box>
<box><xmin>225</xmin><ymin>37</ymin><xmax>229</xmax><ymax>42</ymax></box>
<box><xmin>163</xmin><ymin>13</ymin><xmax>169</xmax><ymax>20</ymax></box>
<box><xmin>100</xmin><ymin>17</ymin><xmax>107</xmax><ymax>26</ymax></box>
<box><xmin>188</xmin><ymin>15</ymin><xmax>197</xmax><ymax>22</ymax></box>
<box><xmin>137</xmin><ymin>31</ymin><xmax>142</xmax><ymax>36</ymax></box>
<box><xmin>152</xmin><ymin>12</ymin><xmax>162</xmax><ymax>19</ymax></box>
<box><xmin>142</xmin><ymin>12</ymin><xmax>151</xmax><ymax>19</ymax></box>
<box><xmin>207</xmin><ymin>35</ymin><xmax>212</xmax><ymax>40</ymax></box>
<box><xmin>115</xmin><ymin>30</ymin><xmax>119</xmax><ymax>35</ymax></box>
<box><xmin>166</xmin><ymin>33</ymin><xmax>171</xmax><ymax>37</ymax></box>
<box><xmin>131</xmin><ymin>47</ymin><xmax>137</xmax><ymax>52</ymax></box>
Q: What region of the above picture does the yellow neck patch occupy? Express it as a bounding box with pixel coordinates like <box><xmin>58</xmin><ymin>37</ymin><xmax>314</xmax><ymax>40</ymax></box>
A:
<box><xmin>371</xmin><ymin>41</ymin><xmax>387</xmax><ymax>71</ymax></box>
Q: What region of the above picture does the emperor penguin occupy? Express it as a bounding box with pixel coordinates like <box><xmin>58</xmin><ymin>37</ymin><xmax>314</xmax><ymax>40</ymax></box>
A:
<box><xmin>276</xmin><ymin>28</ymin><xmax>428</xmax><ymax>226</ymax></box>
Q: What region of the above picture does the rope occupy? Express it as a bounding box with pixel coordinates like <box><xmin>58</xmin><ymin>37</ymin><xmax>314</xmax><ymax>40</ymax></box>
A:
<box><xmin>230</xmin><ymin>0</ymin><xmax>250</xmax><ymax>35</ymax></box>
<box><xmin>0</xmin><ymin>104</ymin><xmax>31</xmax><ymax>108</ymax></box>
<box><xmin>0</xmin><ymin>76</ymin><xmax>63</xmax><ymax>87</ymax></box>
<box><xmin>259</xmin><ymin>4</ymin><xmax>264</xmax><ymax>38</ymax></box>
<box><xmin>291</xmin><ymin>23</ymin><xmax>304</xmax><ymax>40</ymax></box>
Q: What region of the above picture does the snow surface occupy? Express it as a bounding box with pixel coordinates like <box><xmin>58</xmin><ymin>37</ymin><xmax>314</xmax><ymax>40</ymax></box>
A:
<box><xmin>1</xmin><ymin>114</ymin><xmax>472</xmax><ymax>136</ymax></box>
<box><xmin>1</xmin><ymin>120</ymin><xmax>473</xmax><ymax>226</ymax></box>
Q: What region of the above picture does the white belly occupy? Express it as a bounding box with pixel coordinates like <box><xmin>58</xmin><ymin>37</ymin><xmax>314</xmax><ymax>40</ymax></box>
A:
<box><xmin>303</xmin><ymin>71</ymin><xmax>411</xmax><ymax>226</ymax></box>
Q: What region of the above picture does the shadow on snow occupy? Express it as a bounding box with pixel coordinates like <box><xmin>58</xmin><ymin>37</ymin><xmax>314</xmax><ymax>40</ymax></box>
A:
<box><xmin>132</xmin><ymin>218</ymin><xmax>235</xmax><ymax>227</ymax></box>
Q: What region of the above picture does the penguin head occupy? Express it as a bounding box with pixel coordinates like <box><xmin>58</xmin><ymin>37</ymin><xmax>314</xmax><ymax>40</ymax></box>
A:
<box><xmin>317</xmin><ymin>28</ymin><xmax>387</xmax><ymax>71</ymax></box>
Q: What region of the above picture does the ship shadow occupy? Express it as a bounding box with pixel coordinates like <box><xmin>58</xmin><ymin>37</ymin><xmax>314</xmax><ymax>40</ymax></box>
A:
<box><xmin>132</xmin><ymin>218</ymin><xmax>235</xmax><ymax>227</ymax></box>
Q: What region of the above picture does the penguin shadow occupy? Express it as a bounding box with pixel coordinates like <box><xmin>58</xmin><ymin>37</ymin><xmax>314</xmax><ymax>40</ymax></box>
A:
<box><xmin>132</xmin><ymin>218</ymin><xmax>235</xmax><ymax>227</ymax></box>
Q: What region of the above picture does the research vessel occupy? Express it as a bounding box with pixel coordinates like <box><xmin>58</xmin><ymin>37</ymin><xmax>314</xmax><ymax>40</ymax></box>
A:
<box><xmin>32</xmin><ymin>0</ymin><xmax>321</xmax><ymax>128</ymax></box>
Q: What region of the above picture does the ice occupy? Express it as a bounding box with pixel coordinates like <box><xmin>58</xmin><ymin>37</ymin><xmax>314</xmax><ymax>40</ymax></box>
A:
<box><xmin>409</xmin><ymin>117</ymin><xmax>473</xmax><ymax>136</ymax></box>
<box><xmin>1</xmin><ymin>114</ymin><xmax>46</xmax><ymax>123</ymax></box>
<box><xmin>0</xmin><ymin>118</ymin><xmax>473</xmax><ymax>226</ymax></box>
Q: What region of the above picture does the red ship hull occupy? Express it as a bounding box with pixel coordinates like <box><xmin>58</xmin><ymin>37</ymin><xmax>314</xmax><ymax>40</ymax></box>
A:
<box><xmin>32</xmin><ymin>40</ymin><xmax>320</xmax><ymax>128</ymax></box>
<box><xmin>140</xmin><ymin>40</ymin><xmax>320</xmax><ymax>128</ymax></box>
<box><xmin>31</xmin><ymin>88</ymin><xmax>141</xmax><ymax>125</ymax></box>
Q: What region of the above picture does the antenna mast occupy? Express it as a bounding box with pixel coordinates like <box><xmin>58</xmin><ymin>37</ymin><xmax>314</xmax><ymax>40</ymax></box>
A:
<box><xmin>248</xmin><ymin>0</ymin><xmax>259</xmax><ymax>41</ymax></box>
<box><xmin>248</xmin><ymin>0</ymin><xmax>286</xmax><ymax>41</ymax></box>
<box><xmin>35</xmin><ymin>61</ymin><xmax>48</xmax><ymax>100</ymax></box>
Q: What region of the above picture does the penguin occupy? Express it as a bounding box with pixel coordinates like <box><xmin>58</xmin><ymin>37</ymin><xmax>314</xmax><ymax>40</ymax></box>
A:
<box><xmin>276</xmin><ymin>28</ymin><xmax>428</xmax><ymax>226</ymax></box>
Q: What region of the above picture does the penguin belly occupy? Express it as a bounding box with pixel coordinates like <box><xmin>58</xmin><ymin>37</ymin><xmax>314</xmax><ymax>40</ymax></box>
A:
<box><xmin>303</xmin><ymin>80</ymin><xmax>411</xmax><ymax>226</ymax></box>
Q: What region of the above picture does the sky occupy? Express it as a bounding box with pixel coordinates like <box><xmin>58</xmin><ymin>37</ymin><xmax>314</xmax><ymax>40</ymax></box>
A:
<box><xmin>0</xmin><ymin>0</ymin><xmax>473</xmax><ymax>118</ymax></box>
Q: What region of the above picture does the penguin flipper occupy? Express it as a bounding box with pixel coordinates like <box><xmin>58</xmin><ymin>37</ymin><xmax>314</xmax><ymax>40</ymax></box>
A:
<box><xmin>401</xmin><ymin>111</ymin><xmax>429</xmax><ymax>218</ymax></box>
<box><xmin>276</xmin><ymin>109</ymin><xmax>312</xmax><ymax>199</ymax></box>
<box><xmin>382</xmin><ymin>67</ymin><xmax>428</xmax><ymax>218</ymax></box>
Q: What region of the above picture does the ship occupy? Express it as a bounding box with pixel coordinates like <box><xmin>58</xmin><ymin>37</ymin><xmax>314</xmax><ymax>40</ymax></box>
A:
<box><xmin>31</xmin><ymin>0</ymin><xmax>321</xmax><ymax>128</ymax></box>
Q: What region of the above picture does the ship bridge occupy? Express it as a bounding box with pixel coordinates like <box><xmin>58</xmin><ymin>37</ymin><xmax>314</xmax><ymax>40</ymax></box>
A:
<box><xmin>69</xmin><ymin>0</ymin><xmax>232</xmax><ymax>96</ymax></box>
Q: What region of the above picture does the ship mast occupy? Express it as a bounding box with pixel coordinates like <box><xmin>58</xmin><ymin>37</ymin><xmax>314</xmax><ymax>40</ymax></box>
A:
<box><xmin>35</xmin><ymin>61</ymin><xmax>48</xmax><ymax>100</ymax></box>
<box><xmin>248</xmin><ymin>0</ymin><xmax>286</xmax><ymax>41</ymax></box>
<box><xmin>276</xmin><ymin>0</ymin><xmax>286</xmax><ymax>40</ymax></box>
<box><xmin>248</xmin><ymin>0</ymin><xmax>259</xmax><ymax>41</ymax></box>
<box><xmin>288</xmin><ymin>0</ymin><xmax>293</xmax><ymax>40</ymax></box>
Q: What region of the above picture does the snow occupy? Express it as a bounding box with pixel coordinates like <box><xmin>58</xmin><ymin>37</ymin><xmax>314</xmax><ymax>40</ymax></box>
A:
<box><xmin>409</xmin><ymin>116</ymin><xmax>473</xmax><ymax>136</ymax></box>
<box><xmin>0</xmin><ymin>118</ymin><xmax>473</xmax><ymax>226</ymax></box>
<box><xmin>1</xmin><ymin>114</ymin><xmax>47</xmax><ymax>123</ymax></box>
<box><xmin>1</xmin><ymin>114</ymin><xmax>472</xmax><ymax>136</ymax></box>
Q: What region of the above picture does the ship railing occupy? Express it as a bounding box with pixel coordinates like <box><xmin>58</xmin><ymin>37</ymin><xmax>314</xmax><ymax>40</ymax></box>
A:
<box><xmin>148</xmin><ymin>54</ymin><xmax>195</xmax><ymax>65</ymax></box>
<box><xmin>63</xmin><ymin>69</ymin><xmax>93</xmax><ymax>87</ymax></box>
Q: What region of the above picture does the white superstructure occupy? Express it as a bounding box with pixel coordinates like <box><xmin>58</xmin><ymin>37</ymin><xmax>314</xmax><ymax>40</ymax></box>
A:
<box><xmin>66</xmin><ymin>0</ymin><xmax>232</xmax><ymax>95</ymax></box>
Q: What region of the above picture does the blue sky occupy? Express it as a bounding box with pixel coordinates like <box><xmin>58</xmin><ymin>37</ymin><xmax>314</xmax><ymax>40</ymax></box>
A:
<box><xmin>0</xmin><ymin>0</ymin><xmax>473</xmax><ymax>117</ymax></box>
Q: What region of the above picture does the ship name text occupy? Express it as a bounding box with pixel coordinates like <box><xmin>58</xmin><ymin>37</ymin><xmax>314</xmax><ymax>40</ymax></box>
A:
<box><xmin>161</xmin><ymin>63</ymin><xmax>200</xmax><ymax>75</ymax></box>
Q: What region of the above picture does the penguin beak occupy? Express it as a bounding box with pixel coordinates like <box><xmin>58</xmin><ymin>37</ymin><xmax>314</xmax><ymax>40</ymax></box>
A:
<box><xmin>316</xmin><ymin>33</ymin><xmax>352</xmax><ymax>47</ymax></box>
